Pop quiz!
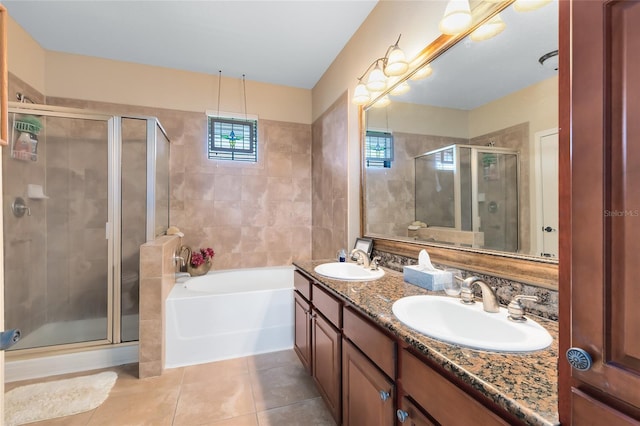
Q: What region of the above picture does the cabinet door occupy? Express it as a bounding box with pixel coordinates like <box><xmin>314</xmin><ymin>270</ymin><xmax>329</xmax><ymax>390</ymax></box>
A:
<box><xmin>294</xmin><ymin>292</ymin><xmax>311</xmax><ymax>373</ymax></box>
<box><xmin>312</xmin><ymin>311</ymin><xmax>341</xmax><ymax>424</ymax></box>
<box><xmin>342</xmin><ymin>339</ymin><xmax>394</xmax><ymax>426</ymax></box>
<box><xmin>565</xmin><ymin>0</ymin><xmax>640</xmax><ymax>422</ymax></box>
<box><xmin>397</xmin><ymin>397</ymin><xmax>436</xmax><ymax>426</ymax></box>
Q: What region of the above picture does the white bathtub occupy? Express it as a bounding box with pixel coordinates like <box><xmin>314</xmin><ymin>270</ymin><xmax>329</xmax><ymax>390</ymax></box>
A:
<box><xmin>165</xmin><ymin>265</ymin><xmax>295</xmax><ymax>368</ymax></box>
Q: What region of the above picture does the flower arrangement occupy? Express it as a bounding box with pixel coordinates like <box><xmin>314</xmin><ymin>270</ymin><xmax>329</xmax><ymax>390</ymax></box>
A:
<box><xmin>190</xmin><ymin>247</ymin><xmax>215</xmax><ymax>267</ymax></box>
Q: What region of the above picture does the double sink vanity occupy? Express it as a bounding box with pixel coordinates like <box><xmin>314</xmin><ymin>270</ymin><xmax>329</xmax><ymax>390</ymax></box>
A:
<box><xmin>293</xmin><ymin>260</ymin><xmax>558</xmax><ymax>426</ymax></box>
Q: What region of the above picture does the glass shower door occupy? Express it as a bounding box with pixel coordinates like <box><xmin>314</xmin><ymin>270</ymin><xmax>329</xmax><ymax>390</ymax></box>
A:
<box><xmin>4</xmin><ymin>112</ymin><xmax>112</xmax><ymax>350</ymax></box>
<box><xmin>474</xmin><ymin>150</ymin><xmax>519</xmax><ymax>252</ymax></box>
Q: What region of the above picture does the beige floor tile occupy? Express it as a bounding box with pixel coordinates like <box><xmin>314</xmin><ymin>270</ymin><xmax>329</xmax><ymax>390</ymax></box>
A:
<box><xmin>202</xmin><ymin>413</ymin><xmax>259</xmax><ymax>426</ymax></box>
<box><xmin>109</xmin><ymin>363</ymin><xmax>184</xmax><ymax>396</ymax></box>
<box><xmin>246</xmin><ymin>350</ymin><xmax>302</xmax><ymax>372</ymax></box>
<box><xmin>182</xmin><ymin>357</ymin><xmax>249</xmax><ymax>385</ymax></box>
<box><xmin>256</xmin><ymin>397</ymin><xmax>336</xmax><ymax>426</ymax></box>
<box><xmin>24</xmin><ymin>409</ymin><xmax>95</xmax><ymax>426</ymax></box>
<box><xmin>87</xmin><ymin>387</ymin><xmax>180</xmax><ymax>426</ymax></box>
<box><xmin>173</xmin><ymin>373</ymin><xmax>255</xmax><ymax>425</ymax></box>
<box><xmin>250</xmin><ymin>363</ymin><xmax>319</xmax><ymax>411</ymax></box>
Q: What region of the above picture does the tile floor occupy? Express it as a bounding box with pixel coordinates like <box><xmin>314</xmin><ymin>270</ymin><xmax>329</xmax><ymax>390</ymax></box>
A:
<box><xmin>6</xmin><ymin>349</ymin><xmax>336</xmax><ymax>426</ymax></box>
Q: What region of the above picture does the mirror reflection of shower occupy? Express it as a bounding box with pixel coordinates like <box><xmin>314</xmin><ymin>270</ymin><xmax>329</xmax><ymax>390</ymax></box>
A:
<box><xmin>3</xmin><ymin>101</ymin><xmax>170</xmax><ymax>353</ymax></box>
<box><xmin>413</xmin><ymin>144</ymin><xmax>519</xmax><ymax>252</ymax></box>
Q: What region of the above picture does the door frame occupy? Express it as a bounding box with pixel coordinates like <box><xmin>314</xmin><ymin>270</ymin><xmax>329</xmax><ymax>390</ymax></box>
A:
<box><xmin>533</xmin><ymin>127</ymin><xmax>559</xmax><ymax>258</ymax></box>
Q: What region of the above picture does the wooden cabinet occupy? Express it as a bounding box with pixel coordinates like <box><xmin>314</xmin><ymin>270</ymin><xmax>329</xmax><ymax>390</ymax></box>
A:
<box><xmin>397</xmin><ymin>396</ymin><xmax>436</xmax><ymax>426</ymax></box>
<box><xmin>293</xmin><ymin>270</ymin><xmax>342</xmax><ymax>424</ymax></box>
<box><xmin>561</xmin><ymin>0</ymin><xmax>640</xmax><ymax>423</ymax></box>
<box><xmin>342</xmin><ymin>339</ymin><xmax>395</xmax><ymax>426</ymax></box>
<box><xmin>400</xmin><ymin>349</ymin><xmax>509</xmax><ymax>426</ymax></box>
<box><xmin>311</xmin><ymin>285</ymin><xmax>342</xmax><ymax>424</ymax></box>
<box><xmin>293</xmin><ymin>291</ymin><xmax>311</xmax><ymax>372</ymax></box>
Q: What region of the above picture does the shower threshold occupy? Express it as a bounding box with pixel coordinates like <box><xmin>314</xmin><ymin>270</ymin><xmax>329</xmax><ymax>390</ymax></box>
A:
<box><xmin>10</xmin><ymin>315</ymin><xmax>139</xmax><ymax>351</ymax></box>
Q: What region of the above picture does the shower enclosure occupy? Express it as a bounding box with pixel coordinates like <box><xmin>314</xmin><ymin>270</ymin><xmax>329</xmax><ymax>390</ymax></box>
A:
<box><xmin>414</xmin><ymin>144</ymin><xmax>519</xmax><ymax>252</ymax></box>
<box><xmin>3</xmin><ymin>102</ymin><xmax>170</xmax><ymax>353</ymax></box>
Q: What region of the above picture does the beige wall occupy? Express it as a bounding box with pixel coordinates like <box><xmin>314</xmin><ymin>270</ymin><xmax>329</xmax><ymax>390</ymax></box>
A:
<box><xmin>312</xmin><ymin>1</ymin><xmax>448</xmax><ymax>246</ymax></box>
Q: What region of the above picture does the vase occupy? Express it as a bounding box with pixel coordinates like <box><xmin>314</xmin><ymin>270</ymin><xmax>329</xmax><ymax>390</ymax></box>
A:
<box><xmin>187</xmin><ymin>260</ymin><xmax>211</xmax><ymax>277</ymax></box>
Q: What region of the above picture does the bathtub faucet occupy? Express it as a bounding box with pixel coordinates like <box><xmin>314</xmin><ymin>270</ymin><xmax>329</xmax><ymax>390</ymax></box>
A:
<box><xmin>173</xmin><ymin>254</ymin><xmax>185</xmax><ymax>267</ymax></box>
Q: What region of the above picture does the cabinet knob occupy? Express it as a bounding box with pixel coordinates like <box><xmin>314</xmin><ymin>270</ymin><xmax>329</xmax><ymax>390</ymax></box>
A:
<box><xmin>397</xmin><ymin>409</ymin><xmax>409</xmax><ymax>423</ymax></box>
<box><xmin>379</xmin><ymin>390</ymin><xmax>390</xmax><ymax>401</ymax></box>
<box><xmin>566</xmin><ymin>347</ymin><xmax>593</xmax><ymax>371</ymax></box>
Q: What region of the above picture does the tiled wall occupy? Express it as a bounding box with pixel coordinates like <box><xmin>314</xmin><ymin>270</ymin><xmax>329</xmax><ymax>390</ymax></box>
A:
<box><xmin>45</xmin><ymin>97</ymin><xmax>313</xmax><ymax>269</ymax></box>
<box><xmin>373</xmin><ymin>249</ymin><xmax>559</xmax><ymax>321</ymax></box>
<box><xmin>139</xmin><ymin>235</ymin><xmax>181</xmax><ymax>378</ymax></box>
<box><xmin>311</xmin><ymin>92</ymin><xmax>348</xmax><ymax>259</ymax></box>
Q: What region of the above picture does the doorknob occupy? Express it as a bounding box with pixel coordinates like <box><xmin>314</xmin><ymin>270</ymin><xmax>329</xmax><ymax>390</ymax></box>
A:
<box><xmin>542</xmin><ymin>226</ymin><xmax>556</xmax><ymax>233</ymax></box>
<box><xmin>566</xmin><ymin>347</ymin><xmax>592</xmax><ymax>371</ymax></box>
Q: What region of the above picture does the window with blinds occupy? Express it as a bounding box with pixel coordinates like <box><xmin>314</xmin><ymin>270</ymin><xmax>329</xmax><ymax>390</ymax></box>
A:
<box><xmin>365</xmin><ymin>130</ymin><xmax>393</xmax><ymax>168</ymax></box>
<box><xmin>207</xmin><ymin>116</ymin><xmax>258</xmax><ymax>162</ymax></box>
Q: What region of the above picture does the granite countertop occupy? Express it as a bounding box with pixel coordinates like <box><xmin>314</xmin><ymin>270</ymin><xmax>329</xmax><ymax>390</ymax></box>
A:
<box><xmin>294</xmin><ymin>260</ymin><xmax>559</xmax><ymax>426</ymax></box>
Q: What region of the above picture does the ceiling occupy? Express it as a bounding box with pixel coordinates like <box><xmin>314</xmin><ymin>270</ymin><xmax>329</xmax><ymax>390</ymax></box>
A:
<box><xmin>4</xmin><ymin>0</ymin><xmax>378</xmax><ymax>90</ymax></box>
<box><xmin>396</xmin><ymin>1</ymin><xmax>558</xmax><ymax>110</ymax></box>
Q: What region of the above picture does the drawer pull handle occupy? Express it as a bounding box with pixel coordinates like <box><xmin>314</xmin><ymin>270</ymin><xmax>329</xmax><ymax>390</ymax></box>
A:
<box><xmin>379</xmin><ymin>390</ymin><xmax>390</xmax><ymax>401</ymax></box>
<box><xmin>397</xmin><ymin>409</ymin><xmax>409</xmax><ymax>423</ymax></box>
<box><xmin>566</xmin><ymin>347</ymin><xmax>593</xmax><ymax>371</ymax></box>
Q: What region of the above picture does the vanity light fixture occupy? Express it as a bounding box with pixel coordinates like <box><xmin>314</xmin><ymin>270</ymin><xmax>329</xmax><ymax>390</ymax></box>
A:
<box><xmin>513</xmin><ymin>0</ymin><xmax>552</xmax><ymax>12</ymax></box>
<box><xmin>470</xmin><ymin>13</ymin><xmax>506</xmax><ymax>41</ymax></box>
<box><xmin>390</xmin><ymin>81</ymin><xmax>410</xmax><ymax>96</ymax></box>
<box><xmin>410</xmin><ymin>64</ymin><xmax>434</xmax><ymax>80</ymax></box>
<box><xmin>371</xmin><ymin>95</ymin><xmax>391</xmax><ymax>109</ymax></box>
<box><xmin>352</xmin><ymin>34</ymin><xmax>410</xmax><ymax>105</ymax></box>
<box><xmin>439</xmin><ymin>0</ymin><xmax>472</xmax><ymax>35</ymax></box>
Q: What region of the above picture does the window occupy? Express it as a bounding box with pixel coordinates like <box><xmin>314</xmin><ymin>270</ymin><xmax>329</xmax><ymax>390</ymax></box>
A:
<box><xmin>207</xmin><ymin>115</ymin><xmax>258</xmax><ymax>162</ymax></box>
<box><xmin>365</xmin><ymin>130</ymin><xmax>394</xmax><ymax>168</ymax></box>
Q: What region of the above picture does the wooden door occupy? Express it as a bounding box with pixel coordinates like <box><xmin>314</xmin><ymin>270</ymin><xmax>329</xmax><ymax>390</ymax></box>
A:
<box><xmin>293</xmin><ymin>292</ymin><xmax>311</xmax><ymax>373</ymax></box>
<box><xmin>562</xmin><ymin>0</ymin><xmax>640</xmax><ymax>422</ymax></box>
<box><xmin>312</xmin><ymin>311</ymin><xmax>341</xmax><ymax>424</ymax></box>
<box><xmin>342</xmin><ymin>339</ymin><xmax>394</xmax><ymax>426</ymax></box>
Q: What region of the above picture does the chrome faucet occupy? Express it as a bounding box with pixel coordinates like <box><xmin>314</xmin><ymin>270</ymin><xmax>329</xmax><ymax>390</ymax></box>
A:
<box><xmin>350</xmin><ymin>248</ymin><xmax>371</xmax><ymax>268</ymax></box>
<box><xmin>460</xmin><ymin>276</ymin><xmax>500</xmax><ymax>313</ymax></box>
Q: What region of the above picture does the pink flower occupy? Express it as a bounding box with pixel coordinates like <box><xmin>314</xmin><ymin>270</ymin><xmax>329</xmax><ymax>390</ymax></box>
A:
<box><xmin>190</xmin><ymin>247</ymin><xmax>215</xmax><ymax>267</ymax></box>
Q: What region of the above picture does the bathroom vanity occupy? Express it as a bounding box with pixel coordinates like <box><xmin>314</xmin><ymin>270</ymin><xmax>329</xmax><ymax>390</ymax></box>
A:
<box><xmin>293</xmin><ymin>261</ymin><xmax>559</xmax><ymax>426</ymax></box>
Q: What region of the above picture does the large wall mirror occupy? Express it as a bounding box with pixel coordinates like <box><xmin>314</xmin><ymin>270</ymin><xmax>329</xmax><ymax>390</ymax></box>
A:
<box><xmin>362</xmin><ymin>0</ymin><xmax>559</xmax><ymax>287</ymax></box>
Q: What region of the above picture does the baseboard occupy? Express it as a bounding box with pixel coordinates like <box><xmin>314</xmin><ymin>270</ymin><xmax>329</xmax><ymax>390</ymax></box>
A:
<box><xmin>5</xmin><ymin>344</ymin><xmax>139</xmax><ymax>383</ymax></box>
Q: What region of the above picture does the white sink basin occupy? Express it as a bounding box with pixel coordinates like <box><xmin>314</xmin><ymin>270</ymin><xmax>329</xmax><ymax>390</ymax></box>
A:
<box><xmin>392</xmin><ymin>295</ymin><xmax>552</xmax><ymax>352</ymax></box>
<box><xmin>314</xmin><ymin>262</ymin><xmax>385</xmax><ymax>281</ymax></box>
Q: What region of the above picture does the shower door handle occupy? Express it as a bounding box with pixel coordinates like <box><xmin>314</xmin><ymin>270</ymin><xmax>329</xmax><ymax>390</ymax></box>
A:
<box><xmin>0</xmin><ymin>329</ymin><xmax>21</xmax><ymax>350</ymax></box>
<box><xmin>543</xmin><ymin>226</ymin><xmax>556</xmax><ymax>233</ymax></box>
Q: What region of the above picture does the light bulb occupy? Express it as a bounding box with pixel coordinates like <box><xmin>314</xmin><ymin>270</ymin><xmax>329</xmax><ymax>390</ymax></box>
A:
<box><xmin>411</xmin><ymin>64</ymin><xmax>433</xmax><ymax>80</ymax></box>
<box><xmin>513</xmin><ymin>0</ymin><xmax>552</xmax><ymax>12</ymax></box>
<box><xmin>385</xmin><ymin>46</ymin><xmax>409</xmax><ymax>76</ymax></box>
<box><xmin>439</xmin><ymin>0</ymin><xmax>472</xmax><ymax>35</ymax></box>
<box><xmin>366</xmin><ymin>61</ymin><xmax>387</xmax><ymax>92</ymax></box>
<box><xmin>470</xmin><ymin>13</ymin><xmax>506</xmax><ymax>41</ymax></box>
<box><xmin>352</xmin><ymin>82</ymin><xmax>370</xmax><ymax>105</ymax></box>
<box><xmin>372</xmin><ymin>95</ymin><xmax>390</xmax><ymax>108</ymax></box>
<box><xmin>390</xmin><ymin>81</ymin><xmax>410</xmax><ymax>96</ymax></box>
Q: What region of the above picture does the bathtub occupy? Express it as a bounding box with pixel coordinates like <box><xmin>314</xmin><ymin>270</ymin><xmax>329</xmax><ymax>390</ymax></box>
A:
<box><xmin>165</xmin><ymin>265</ymin><xmax>295</xmax><ymax>368</ymax></box>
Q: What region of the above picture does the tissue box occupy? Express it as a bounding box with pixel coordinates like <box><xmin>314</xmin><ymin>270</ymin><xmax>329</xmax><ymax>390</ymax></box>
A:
<box><xmin>403</xmin><ymin>265</ymin><xmax>453</xmax><ymax>291</ymax></box>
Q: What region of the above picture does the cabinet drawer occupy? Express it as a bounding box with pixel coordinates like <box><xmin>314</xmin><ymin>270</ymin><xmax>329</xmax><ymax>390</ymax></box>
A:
<box><xmin>313</xmin><ymin>284</ymin><xmax>341</xmax><ymax>328</ymax></box>
<box><xmin>294</xmin><ymin>270</ymin><xmax>311</xmax><ymax>300</ymax></box>
<box><xmin>401</xmin><ymin>349</ymin><xmax>509</xmax><ymax>426</ymax></box>
<box><xmin>343</xmin><ymin>306</ymin><xmax>395</xmax><ymax>379</ymax></box>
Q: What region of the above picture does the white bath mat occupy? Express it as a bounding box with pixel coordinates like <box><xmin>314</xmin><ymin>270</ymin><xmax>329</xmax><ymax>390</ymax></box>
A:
<box><xmin>5</xmin><ymin>371</ymin><xmax>117</xmax><ymax>425</ymax></box>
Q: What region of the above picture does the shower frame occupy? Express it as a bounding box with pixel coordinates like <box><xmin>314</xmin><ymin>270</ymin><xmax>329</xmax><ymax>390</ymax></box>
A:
<box><xmin>5</xmin><ymin>102</ymin><xmax>170</xmax><ymax>355</ymax></box>
<box><xmin>415</xmin><ymin>144</ymin><xmax>520</xmax><ymax>249</ymax></box>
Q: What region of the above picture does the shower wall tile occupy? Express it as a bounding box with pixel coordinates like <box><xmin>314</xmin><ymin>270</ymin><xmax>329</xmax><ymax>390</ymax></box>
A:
<box><xmin>45</xmin><ymin>95</ymin><xmax>313</xmax><ymax>269</ymax></box>
<box><xmin>311</xmin><ymin>92</ymin><xmax>348</xmax><ymax>260</ymax></box>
